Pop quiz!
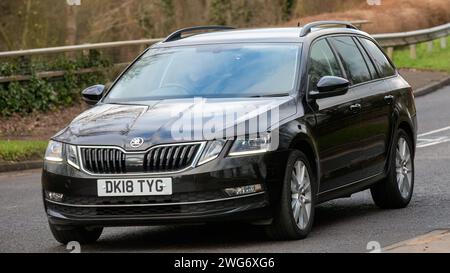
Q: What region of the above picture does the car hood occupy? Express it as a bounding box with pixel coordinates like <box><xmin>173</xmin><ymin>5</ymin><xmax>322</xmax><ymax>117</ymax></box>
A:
<box><xmin>53</xmin><ymin>97</ymin><xmax>297</xmax><ymax>150</ymax></box>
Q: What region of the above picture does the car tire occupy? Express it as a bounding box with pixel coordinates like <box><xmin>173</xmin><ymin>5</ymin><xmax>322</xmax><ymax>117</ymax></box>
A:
<box><xmin>266</xmin><ymin>150</ymin><xmax>316</xmax><ymax>240</ymax></box>
<box><xmin>49</xmin><ymin>222</ymin><xmax>103</xmax><ymax>245</ymax></box>
<box><xmin>371</xmin><ymin>129</ymin><xmax>414</xmax><ymax>209</ymax></box>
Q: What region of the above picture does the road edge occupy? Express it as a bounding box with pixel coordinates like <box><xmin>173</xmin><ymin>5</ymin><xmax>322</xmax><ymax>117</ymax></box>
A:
<box><xmin>414</xmin><ymin>76</ymin><xmax>450</xmax><ymax>97</ymax></box>
<box><xmin>383</xmin><ymin>230</ymin><xmax>450</xmax><ymax>253</ymax></box>
<box><xmin>0</xmin><ymin>160</ymin><xmax>42</xmax><ymax>173</ymax></box>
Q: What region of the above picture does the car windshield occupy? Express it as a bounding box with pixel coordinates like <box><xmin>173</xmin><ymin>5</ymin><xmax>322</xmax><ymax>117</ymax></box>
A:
<box><xmin>104</xmin><ymin>43</ymin><xmax>301</xmax><ymax>102</ymax></box>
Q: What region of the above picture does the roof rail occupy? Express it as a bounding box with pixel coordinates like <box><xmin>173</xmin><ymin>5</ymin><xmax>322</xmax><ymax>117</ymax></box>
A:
<box><xmin>299</xmin><ymin>21</ymin><xmax>358</xmax><ymax>37</ymax></box>
<box><xmin>164</xmin><ymin>25</ymin><xmax>235</xmax><ymax>42</ymax></box>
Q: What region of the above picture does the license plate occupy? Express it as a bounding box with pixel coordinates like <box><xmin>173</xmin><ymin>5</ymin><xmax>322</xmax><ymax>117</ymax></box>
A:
<box><xmin>97</xmin><ymin>178</ymin><xmax>172</xmax><ymax>197</ymax></box>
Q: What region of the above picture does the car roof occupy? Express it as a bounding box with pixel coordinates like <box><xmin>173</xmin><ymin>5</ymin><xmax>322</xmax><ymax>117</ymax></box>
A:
<box><xmin>153</xmin><ymin>27</ymin><xmax>372</xmax><ymax>48</ymax></box>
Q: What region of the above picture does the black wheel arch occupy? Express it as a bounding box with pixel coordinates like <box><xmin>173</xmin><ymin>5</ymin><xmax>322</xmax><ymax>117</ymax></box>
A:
<box><xmin>385</xmin><ymin>114</ymin><xmax>417</xmax><ymax>175</ymax></box>
<box><xmin>280</xmin><ymin>119</ymin><xmax>321</xmax><ymax>191</ymax></box>
<box><xmin>275</xmin><ymin>118</ymin><xmax>321</xmax><ymax>192</ymax></box>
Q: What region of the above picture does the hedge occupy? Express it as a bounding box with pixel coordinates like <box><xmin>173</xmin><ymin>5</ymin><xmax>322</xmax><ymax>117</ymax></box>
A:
<box><xmin>0</xmin><ymin>51</ymin><xmax>111</xmax><ymax>116</ymax></box>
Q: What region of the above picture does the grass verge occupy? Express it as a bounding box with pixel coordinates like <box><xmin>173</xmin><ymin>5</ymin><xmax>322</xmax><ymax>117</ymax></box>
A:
<box><xmin>392</xmin><ymin>36</ymin><xmax>450</xmax><ymax>73</ymax></box>
<box><xmin>0</xmin><ymin>140</ymin><xmax>47</xmax><ymax>162</ymax></box>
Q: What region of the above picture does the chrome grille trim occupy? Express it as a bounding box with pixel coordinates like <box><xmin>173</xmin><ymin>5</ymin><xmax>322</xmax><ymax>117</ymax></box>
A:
<box><xmin>78</xmin><ymin>142</ymin><xmax>206</xmax><ymax>177</ymax></box>
<box><xmin>45</xmin><ymin>192</ymin><xmax>265</xmax><ymax>208</ymax></box>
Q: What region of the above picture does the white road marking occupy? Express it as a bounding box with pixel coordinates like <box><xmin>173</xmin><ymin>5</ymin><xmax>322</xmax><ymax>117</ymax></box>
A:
<box><xmin>417</xmin><ymin>125</ymin><xmax>450</xmax><ymax>148</ymax></box>
<box><xmin>418</xmin><ymin>126</ymin><xmax>450</xmax><ymax>137</ymax></box>
<box><xmin>417</xmin><ymin>138</ymin><xmax>450</xmax><ymax>148</ymax></box>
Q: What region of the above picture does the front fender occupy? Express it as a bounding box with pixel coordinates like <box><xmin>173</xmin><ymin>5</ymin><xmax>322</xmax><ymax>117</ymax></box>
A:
<box><xmin>278</xmin><ymin>117</ymin><xmax>321</xmax><ymax>189</ymax></box>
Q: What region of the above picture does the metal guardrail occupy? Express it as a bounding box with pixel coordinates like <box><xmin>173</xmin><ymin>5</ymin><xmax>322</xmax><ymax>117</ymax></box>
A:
<box><xmin>373</xmin><ymin>23</ymin><xmax>450</xmax><ymax>58</ymax></box>
<box><xmin>0</xmin><ymin>38</ymin><xmax>163</xmax><ymax>58</ymax></box>
<box><xmin>372</xmin><ymin>23</ymin><xmax>450</xmax><ymax>47</ymax></box>
<box><xmin>0</xmin><ymin>22</ymin><xmax>448</xmax><ymax>82</ymax></box>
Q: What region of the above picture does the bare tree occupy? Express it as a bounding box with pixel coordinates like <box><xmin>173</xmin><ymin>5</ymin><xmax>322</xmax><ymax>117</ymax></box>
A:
<box><xmin>20</xmin><ymin>0</ymin><xmax>32</xmax><ymax>49</ymax></box>
<box><xmin>65</xmin><ymin>4</ymin><xmax>78</xmax><ymax>45</ymax></box>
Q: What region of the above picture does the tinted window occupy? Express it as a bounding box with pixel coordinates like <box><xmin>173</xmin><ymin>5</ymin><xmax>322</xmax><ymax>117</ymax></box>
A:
<box><xmin>360</xmin><ymin>38</ymin><xmax>396</xmax><ymax>77</ymax></box>
<box><xmin>330</xmin><ymin>36</ymin><xmax>372</xmax><ymax>84</ymax></box>
<box><xmin>356</xmin><ymin>38</ymin><xmax>378</xmax><ymax>79</ymax></box>
<box><xmin>105</xmin><ymin>44</ymin><xmax>300</xmax><ymax>102</ymax></box>
<box><xmin>308</xmin><ymin>39</ymin><xmax>343</xmax><ymax>91</ymax></box>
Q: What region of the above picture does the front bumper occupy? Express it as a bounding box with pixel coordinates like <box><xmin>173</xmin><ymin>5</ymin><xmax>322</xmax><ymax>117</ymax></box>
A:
<box><xmin>42</xmin><ymin>151</ymin><xmax>289</xmax><ymax>227</ymax></box>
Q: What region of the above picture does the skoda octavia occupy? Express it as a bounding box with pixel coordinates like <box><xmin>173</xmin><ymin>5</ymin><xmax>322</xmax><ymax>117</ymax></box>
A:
<box><xmin>42</xmin><ymin>22</ymin><xmax>417</xmax><ymax>243</ymax></box>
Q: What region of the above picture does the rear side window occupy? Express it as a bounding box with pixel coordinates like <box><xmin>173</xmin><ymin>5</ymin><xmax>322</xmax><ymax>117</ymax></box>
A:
<box><xmin>356</xmin><ymin>38</ymin><xmax>378</xmax><ymax>79</ymax></box>
<box><xmin>308</xmin><ymin>39</ymin><xmax>343</xmax><ymax>91</ymax></box>
<box><xmin>360</xmin><ymin>38</ymin><xmax>396</xmax><ymax>77</ymax></box>
<box><xmin>329</xmin><ymin>36</ymin><xmax>372</xmax><ymax>85</ymax></box>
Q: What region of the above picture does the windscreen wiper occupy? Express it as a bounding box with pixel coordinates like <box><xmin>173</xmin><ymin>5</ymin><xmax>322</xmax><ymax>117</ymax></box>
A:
<box><xmin>249</xmin><ymin>93</ymin><xmax>290</xmax><ymax>98</ymax></box>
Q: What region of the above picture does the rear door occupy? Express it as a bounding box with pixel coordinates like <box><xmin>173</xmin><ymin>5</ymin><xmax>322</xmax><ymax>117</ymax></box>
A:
<box><xmin>356</xmin><ymin>37</ymin><xmax>396</xmax><ymax>176</ymax></box>
<box><xmin>307</xmin><ymin>38</ymin><xmax>363</xmax><ymax>193</ymax></box>
<box><xmin>328</xmin><ymin>36</ymin><xmax>392</xmax><ymax>179</ymax></box>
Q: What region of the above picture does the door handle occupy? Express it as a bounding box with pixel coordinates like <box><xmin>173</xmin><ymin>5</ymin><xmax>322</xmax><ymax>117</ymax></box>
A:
<box><xmin>384</xmin><ymin>95</ymin><xmax>394</xmax><ymax>104</ymax></box>
<box><xmin>350</xmin><ymin>103</ymin><xmax>362</xmax><ymax>112</ymax></box>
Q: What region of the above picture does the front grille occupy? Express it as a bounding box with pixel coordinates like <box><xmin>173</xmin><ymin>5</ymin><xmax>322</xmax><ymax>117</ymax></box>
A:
<box><xmin>81</xmin><ymin>148</ymin><xmax>126</xmax><ymax>174</ymax></box>
<box><xmin>80</xmin><ymin>143</ymin><xmax>202</xmax><ymax>174</ymax></box>
<box><xmin>144</xmin><ymin>143</ymin><xmax>200</xmax><ymax>172</ymax></box>
<box><xmin>63</xmin><ymin>191</ymin><xmax>227</xmax><ymax>206</ymax></box>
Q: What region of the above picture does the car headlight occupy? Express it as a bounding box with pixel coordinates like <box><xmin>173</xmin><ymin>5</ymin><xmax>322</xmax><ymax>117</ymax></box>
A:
<box><xmin>44</xmin><ymin>141</ymin><xmax>80</xmax><ymax>169</ymax></box>
<box><xmin>197</xmin><ymin>140</ymin><xmax>226</xmax><ymax>166</ymax></box>
<box><xmin>44</xmin><ymin>141</ymin><xmax>63</xmax><ymax>162</ymax></box>
<box><xmin>228</xmin><ymin>133</ymin><xmax>273</xmax><ymax>157</ymax></box>
<box><xmin>66</xmin><ymin>144</ymin><xmax>80</xmax><ymax>170</ymax></box>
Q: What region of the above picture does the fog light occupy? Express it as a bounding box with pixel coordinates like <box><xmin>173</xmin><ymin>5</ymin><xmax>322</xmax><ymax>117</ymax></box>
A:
<box><xmin>224</xmin><ymin>184</ymin><xmax>263</xmax><ymax>197</ymax></box>
<box><xmin>45</xmin><ymin>191</ymin><xmax>64</xmax><ymax>202</ymax></box>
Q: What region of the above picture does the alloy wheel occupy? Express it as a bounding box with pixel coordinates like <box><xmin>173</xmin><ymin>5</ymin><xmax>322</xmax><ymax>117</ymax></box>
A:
<box><xmin>396</xmin><ymin>137</ymin><xmax>413</xmax><ymax>199</ymax></box>
<box><xmin>291</xmin><ymin>160</ymin><xmax>312</xmax><ymax>230</ymax></box>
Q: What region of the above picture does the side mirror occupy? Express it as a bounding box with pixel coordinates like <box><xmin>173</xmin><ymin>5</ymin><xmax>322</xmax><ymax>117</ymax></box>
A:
<box><xmin>82</xmin><ymin>85</ymin><xmax>105</xmax><ymax>105</ymax></box>
<box><xmin>309</xmin><ymin>76</ymin><xmax>350</xmax><ymax>100</ymax></box>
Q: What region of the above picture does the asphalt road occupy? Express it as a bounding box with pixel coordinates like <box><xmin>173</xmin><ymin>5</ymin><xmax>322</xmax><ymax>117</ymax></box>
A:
<box><xmin>1</xmin><ymin>86</ymin><xmax>450</xmax><ymax>253</ymax></box>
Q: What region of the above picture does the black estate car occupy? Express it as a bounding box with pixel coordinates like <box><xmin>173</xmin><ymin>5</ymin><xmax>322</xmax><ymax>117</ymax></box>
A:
<box><xmin>42</xmin><ymin>21</ymin><xmax>417</xmax><ymax>243</ymax></box>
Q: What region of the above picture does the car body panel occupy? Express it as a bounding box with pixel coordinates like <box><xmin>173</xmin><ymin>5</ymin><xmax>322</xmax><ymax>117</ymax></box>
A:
<box><xmin>309</xmin><ymin>89</ymin><xmax>363</xmax><ymax>192</ymax></box>
<box><xmin>357</xmin><ymin>79</ymin><xmax>393</xmax><ymax>178</ymax></box>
